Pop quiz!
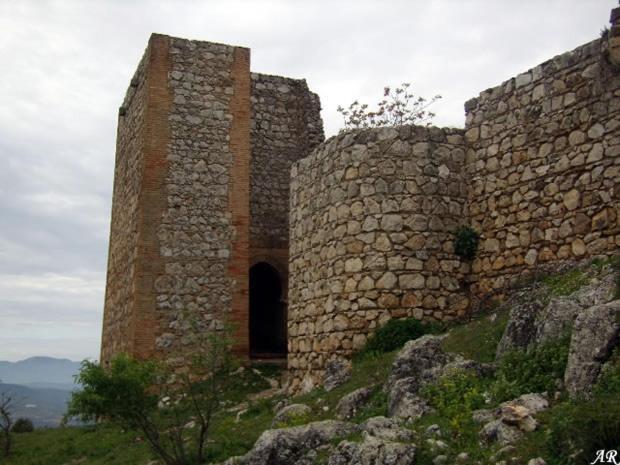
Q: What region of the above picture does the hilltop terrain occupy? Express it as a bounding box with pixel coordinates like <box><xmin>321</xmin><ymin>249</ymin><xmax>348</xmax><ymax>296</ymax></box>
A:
<box><xmin>3</xmin><ymin>258</ymin><xmax>619</xmax><ymax>465</ymax></box>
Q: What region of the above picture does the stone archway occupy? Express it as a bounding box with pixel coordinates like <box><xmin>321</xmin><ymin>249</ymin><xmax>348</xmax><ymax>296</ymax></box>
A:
<box><xmin>249</xmin><ymin>262</ymin><xmax>287</xmax><ymax>358</ymax></box>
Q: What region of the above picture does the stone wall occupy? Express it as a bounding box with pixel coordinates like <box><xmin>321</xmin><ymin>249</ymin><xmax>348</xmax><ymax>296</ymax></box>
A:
<box><xmin>250</xmin><ymin>73</ymin><xmax>323</xmax><ymax>256</ymax></box>
<box><xmin>101</xmin><ymin>34</ymin><xmax>324</xmax><ymax>366</ymax></box>
<box><xmin>101</xmin><ymin>34</ymin><xmax>252</xmax><ymax>365</ymax></box>
<box><xmin>465</xmin><ymin>36</ymin><xmax>620</xmax><ymax>296</ymax></box>
<box><xmin>287</xmin><ymin>126</ymin><xmax>470</xmax><ymax>392</ymax></box>
<box><xmin>100</xmin><ymin>48</ymin><xmax>149</xmax><ymax>364</ymax></box>
<box><xmin>153</xmin><ymin>37</ymin><xmax>251</xmax><ymax>360</ymax></box>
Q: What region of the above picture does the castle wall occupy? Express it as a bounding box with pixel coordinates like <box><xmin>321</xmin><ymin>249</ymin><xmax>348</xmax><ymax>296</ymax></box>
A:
<box><xmin>288</xmin><ymin>126</ymin><xmax>470</xmax><ymax>391</ymax></box>
<box><xmin>101</xmin><ymin>34</ymin><xmax>252</xmax><ymax>365</ymax></box>
<box><xmin>249</xmin><ymin>73</ymin><xmax>323</xmax><ymax>288</ymax></box>
<box><xmin>465</xmin><ymin>37</ymin><xmax>620</xmax><ymax>296</ymax></box>
<box><xmin>100</xmin><ymin>48</ymin><xmax>149</xmax><ymax>364</ymax></box>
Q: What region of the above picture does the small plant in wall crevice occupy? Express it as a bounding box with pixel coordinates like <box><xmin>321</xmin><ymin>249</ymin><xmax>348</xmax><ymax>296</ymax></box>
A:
<box><xmin>454</xmin><ymin>226</ymin><xmax>480</xmax><ymax>261</ymax></box>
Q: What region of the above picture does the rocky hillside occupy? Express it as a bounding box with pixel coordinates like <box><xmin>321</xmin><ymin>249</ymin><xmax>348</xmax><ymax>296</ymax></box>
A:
<box><xmin>4</xmin><ymin>257</ymin><xmax>619</xmax><ymax>465</ymax></box>
<box><xmin>221</xmin><ymin>257</ymin><xmax>619</xmax><ymax>465</ymax></box>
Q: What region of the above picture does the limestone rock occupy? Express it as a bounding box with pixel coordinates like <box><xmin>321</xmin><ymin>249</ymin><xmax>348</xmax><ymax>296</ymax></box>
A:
<box><xmin>480</xmin><ymin>419</ymin><xmax>523</xmax><ymax>446</ymax></box>
<box><xmin>387</xmin><ymin>335</ymin><xmax>450</xmax><ymax>387</ymax></box>
<box><xmin>502</xmin><ymin>393</ymin><xmax>549</xmax><ymax>414</ymax></box>
<box><xmin>388</xmin><ymin>377</ymin><xmax>431</xmax><ymax>420</ymax></box>
<box><xmin>327</xmin><ymin>435</ymin><xmax>416</xmax><ymax>465</ymax></box>
<box><xmin>240</xmin><ymin>420</ymin><xmax>359</xmax><ymax>465</ymax></box>
<box><xmin>272</xmin><ymin>404</ymin><xmax>311</xmax><ymax>427</ymax></box>
<box><xmin>564</xmin><ymin>300</ymin><xmax>620</xmax><ymax>399</ymax></box>
<box><xmin>472</xmin><ymin>408</ymin><xmax>495</xmax><ymax>424</ymax></box>
<box><xmin>532</xmin><ymin>297</ymin><xmax>582</xmax><ymax>346</ymax></box>
<box><xmin>496</xmin><ymin>300</ymin><xmax>544</xmax><ymax>358</ymax></box>
<box><xmin>324</xmin><ymin>359</ymin><xmax>352</xmax><ymax>392</ymax></box>
<box><xmin>335</xmin><ymin>386</ymin><xmax>373</xmax><ymax>420</ymax></box>
<box><xmin>528</xmin><ymin>459</ymin><xmax>546</xmax><ymax>465</ymax></box>
<box><xmin>362</xmin><ymin>416</ymin><xmax>415</xmax><ymax>442</ymax></box>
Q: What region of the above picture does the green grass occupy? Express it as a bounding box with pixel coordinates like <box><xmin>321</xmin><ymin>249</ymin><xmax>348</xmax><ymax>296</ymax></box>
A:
<box><xmin>541</xmin><ymin>268</ymin><xmax>590</xmax><ymax>297</ymax></box>
<box><xmin>441</xmin><ymin>310</ymin><xmax>509</xmax><ymax>363</ymax></box>
<box><xmin>5</xmin><ymin>424</ymin><xmax>151</xmax><ymax>465</ymax></box>
<box><xmin>292</xmin><ymin>349</ymin><xmax>397</xmax><ymax>423</ymax></box>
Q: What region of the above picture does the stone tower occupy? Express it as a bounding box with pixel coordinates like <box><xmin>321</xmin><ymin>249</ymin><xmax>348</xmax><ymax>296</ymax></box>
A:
<box><xmin>100</xmin><ymin>34</ymin><xmax>323</xmax><ymax>365</ymax></box>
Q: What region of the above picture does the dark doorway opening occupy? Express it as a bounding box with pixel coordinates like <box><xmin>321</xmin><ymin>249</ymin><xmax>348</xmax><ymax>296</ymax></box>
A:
<box><xmin>249</xmin><ymin>262</ymin><xmax>287</xmax><ymax>358</ymax></box>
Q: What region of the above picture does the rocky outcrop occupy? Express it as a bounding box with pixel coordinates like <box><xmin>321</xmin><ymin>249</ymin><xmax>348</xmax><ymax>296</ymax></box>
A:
<box><xmin>239</xmin><ymin>420</ymin><xmax>359</xmax><ymax>465</ymax></box>
<box><xmin>324</xmin><ymin>359</ymin><xmax>352</xmax><ymax>392</ymax></box>
<box><xmin>361</xmin><ymin>416</ymin><xmax>415</xmax><ymax>442</ymax></box>
<box><xmin>271</xmin><ymin>404</ymin><xmax>311</xmax><ymax>427</ymax></box>
<box><xmin>387</xmin><ymin>335</ymin><xmax>450</xmax><ymax>388</ymax></box>
<box><xmin>327</xmin><ymin>435</ymin><xmax>416</xmax><ymax>465</ymax></box>
<box><xmin>498</xmin><ymin>266</ymin><xmax>618</xmax><ymax>361</ymax></box>
<box><xmin>335</xmin><ymin>386</ymin><xmax>373</xmax><ymax>420</ymax></box>
<box><xmin>532</xmin><ymin>297</ymin><xmax>581</xmax><ymax>346</ymax></box>
<box><xmin>477</xmin><ymin>393</ymin><xmax>549</xmax><ymax>445</ymax></box>
<box><xmin>496</xmin><ymin>299</ymin><xmax>544</xmax><ymax>358</ymax></box>
<box><xmin>564</xmin><ymin>300</ymin><xmax>620</xmax><ymax>399</ymax></box>
<box><xmin>386</xmin><ymin>334</ymin><xmax>492</xmax><ymax>420</ymax></box>
<box><xmin>388</xmin><ymin>378</ymin><xmax>432</xmax><ymax>420</ymax></box>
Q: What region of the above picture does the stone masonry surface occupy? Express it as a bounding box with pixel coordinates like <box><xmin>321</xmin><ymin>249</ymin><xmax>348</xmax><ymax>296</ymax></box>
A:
<box><xmin>287</xmin><ymin>127</ymin><xmax>470</xmax><ymax>392</ymax></box>
<box><xmin>464</xmin><ymin>36</ymin><xmax>620</xmax><ymax>297</ymax></box>
<box><xmin>102</xmin><ymin>7</ymin><xmax>620</xmax><ymax>391</ymax></box>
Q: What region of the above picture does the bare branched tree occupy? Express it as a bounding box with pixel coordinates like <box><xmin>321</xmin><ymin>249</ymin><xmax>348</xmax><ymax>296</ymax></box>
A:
<box><xmin>337</xmin><ymin>82</ymin><xmax>441</xmax><ymax>132</ymax></box>
<box><xmin>0</xmin><ymin>390</ymin><xmax>14</xmax><ymax>457</ymax></box>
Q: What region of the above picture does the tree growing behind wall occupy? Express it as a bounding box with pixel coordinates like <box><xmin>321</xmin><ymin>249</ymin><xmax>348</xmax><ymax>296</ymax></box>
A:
<box><xmin>337</xmin><ymin>82</ymin><xmax>441</xmax><ymax>131</ymax></box>
<box><xmin>66</xmin><ymin>316</ymin><xmax>237</xmax><ymax>465</ymax></box>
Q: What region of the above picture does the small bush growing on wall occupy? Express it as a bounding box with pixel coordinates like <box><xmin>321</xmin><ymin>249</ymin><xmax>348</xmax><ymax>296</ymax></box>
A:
<box><xmin>454</xmin><ymin>226</ymin><xmax>480</xmax><ymax>261</ymax></box>
<box><xmin>336</xmin><ymin>82</ymin><xmax>441</xmax><ymax>131</ymax></box>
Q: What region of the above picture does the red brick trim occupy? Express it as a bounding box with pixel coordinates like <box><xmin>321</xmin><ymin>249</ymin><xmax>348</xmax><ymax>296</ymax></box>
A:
<box><xmin>228</xmin><ymin>47</ymin><xmax>251</xmax><ymax>358</ymax></box>
<box><xmin>132</xmin><ymin>34</ymin><xmax>171</xmax><ymax>360</ymax></box>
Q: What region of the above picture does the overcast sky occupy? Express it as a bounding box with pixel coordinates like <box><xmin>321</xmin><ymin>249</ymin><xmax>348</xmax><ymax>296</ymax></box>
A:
<box><xmin>0</xmin><ymin>0</ymin><xmax>615</xmax><ymax>362</ymax></box>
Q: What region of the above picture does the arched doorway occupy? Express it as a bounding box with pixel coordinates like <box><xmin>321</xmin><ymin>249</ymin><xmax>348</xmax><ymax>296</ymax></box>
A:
<box><xmin>249</xmin><ymin>262</ymin><xmax>287</xmax><ymax>358</ymax></box>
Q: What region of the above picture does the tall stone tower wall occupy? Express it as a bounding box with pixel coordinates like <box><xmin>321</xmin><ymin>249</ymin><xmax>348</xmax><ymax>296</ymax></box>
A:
<box><xmin>250</xmin><ymin>73</ymin><xmax>323</xmax><ymax>274</ymax></box>
<box><xmin>101</xmin><ymin>34</ymin><xmax>324</xmax><ymax>365</ymax></box>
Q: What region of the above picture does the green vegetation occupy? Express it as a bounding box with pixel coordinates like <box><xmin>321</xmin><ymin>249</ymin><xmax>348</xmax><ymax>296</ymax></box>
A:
<box><xmin>358</xmin><ymin>317</ymin><xmax>444</xmax><ymax>358</ymax></box>
<box><xmin>454</xmin><ymin>226</ymin><xmax>480</xmax><ymax>261</ymax></box>
<box><xmin>5</xmin><ymin>424</ymin><xmax>149</xmax><ymax>465</ymax></box>
<box><xmin>421</xmin><ymin>369</ymin><xmax>488</xmax><ymax>440</ymax></box>
<box><xmin>547</xmin><ymin>396</ymin><xmax>620</xmax><ymax>465</ymax></box>
<box><xmin>541</xmin><ymin>268</ymin><xmax>590</xmax><ymax>297</ymax></box>
<box><xmin>491</xmin><ymin>336</ymin><xmax>570</xmax><ymax>402</ymax></box>
<box><xmin>10</xmin><ymin>419</ymin><xmax>34</xmax><ymax>434</ymax></box>
<box><xmin>441</xmin><ymin>310</ymin><xmax>509</xmax><ymax>363</ymax></box>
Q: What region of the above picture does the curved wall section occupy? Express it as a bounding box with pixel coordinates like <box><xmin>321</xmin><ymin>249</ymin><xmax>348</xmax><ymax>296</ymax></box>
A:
<box><xmin>288</xmin><ymin>126</ymin><xmax>469</xmax><ymax>391</ymax></box>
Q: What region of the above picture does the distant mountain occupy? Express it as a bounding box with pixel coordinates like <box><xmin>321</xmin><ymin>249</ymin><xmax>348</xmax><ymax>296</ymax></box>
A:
<box><xmin>0</xmin><ymin>356</ymin><xmax>82</xmax><ymax>390</ymax></box>
<box><xmin>0</xmin><ymin>383</ymin><xmax>73</xmax><ymax>427</ymax></box>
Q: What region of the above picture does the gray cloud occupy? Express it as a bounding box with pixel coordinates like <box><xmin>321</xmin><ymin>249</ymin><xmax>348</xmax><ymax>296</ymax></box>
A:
<box><xmin>0</xmin><ymin>0</ymin><xmax>615</xmax><ymax>361</ymax></box>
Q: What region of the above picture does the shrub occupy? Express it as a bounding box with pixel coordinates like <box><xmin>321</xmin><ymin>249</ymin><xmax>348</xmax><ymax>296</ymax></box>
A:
<box><xmin>594</xmin><ymin>351</ymin><xmax>620</xmax><ymax>398</ymax></box>
<box><xmin>10</xmin><ymin>418</ymin><xmax>34</xmax><ymax>433</ymax></box>
<box><xmin>66</xmin><ymin>317</ymin><xmax>238</xmax><ymax>465</ymax></box>
<box><xmin>547</xmin><ymin>397</ymin><xmax>620</xmax><ymax>465</ymax></box>
<box><xmin>454</xmin><ymin>226</ymin><xmax>479</xmax><ymax>261</ymax></box>
<box><xmin>491</xmin><ymin>337</ymin><xmax>570</xmax><ymax>402</ymax></box>
<box><xmin>336</xmin><ymin>82</ymin><xmax>441</xmax><ymax>131</ymax></box>
<box><xmin>421</xmin><ymin>369</ymin><xmax>488</xmax><ymax>439</ymax></box>
<box><xmin>359</xmin><ymin>318</ymin><xmax>443</xmax><ymax>357</ymax></box>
